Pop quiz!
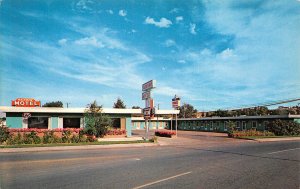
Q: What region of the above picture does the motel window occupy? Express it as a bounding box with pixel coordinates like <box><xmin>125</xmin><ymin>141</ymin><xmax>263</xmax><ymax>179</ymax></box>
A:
<box><xmin>111</xmin><ymin>118</ymin><xmax>121</xmax><ymax>128</ymax></box>
<box><xmin>224</xmin><ymin>122</ymin><xmax>228</xmax><ymax>131</ymax></box>
<box><xmin>242</xmin><ymin>121</ymin><xmax>246</xmax><ymax>130</ymax></box>
<box><xmin>210</xmin><ymin>121</ymin><xmax>213</xmax><ymax>130</ymax></box>
<box><xmin>63</xmin><ymin>118</ymin><xmax>81</xmax><ymax>128</ymax></box>
<box><xmin>236</xmin><ymin>121</ymin><xmax>240</xmax><ymax>129</ymax></box>
<box><xmin>264</xmin><ymin>121</ymin><xmax>269</xmax><ymax>128</ymax></box>
<box><xmin>252</xmin><ymin>121</ymin><xmax>257</xmax><ymax>129</ymax></box>
<box><xmin>28</xmin><ymin>117</ymin><xmax>49</xmax><ymax>129</ymax></box>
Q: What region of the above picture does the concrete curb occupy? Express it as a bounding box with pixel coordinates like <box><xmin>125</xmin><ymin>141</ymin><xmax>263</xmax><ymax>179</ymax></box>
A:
<box><xmin>236</xmin><ymin>137</ymin><xmax>300</xmax><ymax>142</ymax></box>
<box><xmin>253</xmin><ymin>137</ymin><xmax>300</xmax><ymax>142</ymax></box>
<box><xmin>0</xmin><ymin>142</ymin><xmax>160</xmax><ymax>153</ymax></box>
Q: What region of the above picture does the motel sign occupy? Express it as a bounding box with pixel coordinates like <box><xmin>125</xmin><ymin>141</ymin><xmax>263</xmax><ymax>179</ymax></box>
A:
<box><xmin>11</xmin><ymin>98</ymin><xmax>41</xmax><ymax>107</ymax></box>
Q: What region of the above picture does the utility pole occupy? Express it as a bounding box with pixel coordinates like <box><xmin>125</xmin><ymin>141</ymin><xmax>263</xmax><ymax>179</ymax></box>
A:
<box><xmin>66</xmin><ymin>102</ymin><xmax>71</xmax><ymax>108</ymax></box>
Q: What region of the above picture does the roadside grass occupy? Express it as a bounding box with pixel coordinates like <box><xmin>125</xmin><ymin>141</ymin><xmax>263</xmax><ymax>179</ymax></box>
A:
<box><xmin>237</xmin><ymin>135</ymin><xmax>300</xmax><ymax>140</ymax></box>
<box><xmin>0</xmin><ymin>140</ymin><xmax>151</xmax><ymax>148</ymax></box>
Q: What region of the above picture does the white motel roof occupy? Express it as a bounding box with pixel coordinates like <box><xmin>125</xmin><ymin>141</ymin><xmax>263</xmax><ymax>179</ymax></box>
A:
<box><xmin>0</xmin><ymin>106</ymin><xmax>180</xmax><ymax>115</ymax></box>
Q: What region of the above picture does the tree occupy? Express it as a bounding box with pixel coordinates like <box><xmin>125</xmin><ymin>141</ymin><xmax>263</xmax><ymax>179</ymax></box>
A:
<box><xmin>42</xmin><ymin>101</ymin><xmax>63</xmax><ymax>107</ymax></box>
<box><xmin>113</xmin><ymin>98</ymin><xmax>126</xmax><ymax>109</ymax></box>
<box><xmin>84</xmin><ymin>101</ymin><xmax>112</xmax><ymax>138</ymax></box>
<box><xmin>227</xmin><ymin>121</ymin><xmax>237</xmax><ymax>137</ymax></box>
<box><xmin>178</xmin><ymin>103</ymin><xmax>197</xmax><ymax>118</ymax></box>
<box><xmin>267</xmin><ymin>119</ymin><xmax>300</xmax><ymax>136</ymax></box>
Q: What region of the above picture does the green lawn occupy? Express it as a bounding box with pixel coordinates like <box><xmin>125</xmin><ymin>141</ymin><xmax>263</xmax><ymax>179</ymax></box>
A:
<box><xmin>0</xmin><ymin>140</ymin><xmax>151</xmax><ymax>148</ymax></box>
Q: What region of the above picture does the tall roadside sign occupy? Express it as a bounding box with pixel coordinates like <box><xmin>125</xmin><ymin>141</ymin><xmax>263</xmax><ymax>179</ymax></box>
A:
<box><xmin>172</xmin><ymin>95</ymin><xmax>181</xmax><ymax>137</ymax></box>
<box><xmin>142</xmin><ymin>80</ymin><xmax>156</xmax><ymax>140</ymax></box>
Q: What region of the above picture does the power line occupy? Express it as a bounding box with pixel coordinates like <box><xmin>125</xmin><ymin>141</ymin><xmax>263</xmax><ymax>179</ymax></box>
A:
<box><xmin>209</xmin><ymin>98</ymin><xmax>300</xmax><ymax>112</ymax></box>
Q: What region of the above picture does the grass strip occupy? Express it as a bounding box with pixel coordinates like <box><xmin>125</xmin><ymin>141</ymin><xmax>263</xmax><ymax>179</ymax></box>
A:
<box><xmin>0</xmin><ymin>140</ymin><xmax>152</xmax><ymax>148</ymax></box>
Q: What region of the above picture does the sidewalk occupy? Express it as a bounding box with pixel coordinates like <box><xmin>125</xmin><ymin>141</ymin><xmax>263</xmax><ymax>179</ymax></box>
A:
<box><xmin>97</xmin><ymin>137</ymin><xmax>143</xmax><ymax>142</ymax></box>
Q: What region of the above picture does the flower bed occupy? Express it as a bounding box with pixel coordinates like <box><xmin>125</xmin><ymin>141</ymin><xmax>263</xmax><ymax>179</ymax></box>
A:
<box><xmin>155</xmin><ymin>130</ymin><xmax>176</xmax><ymax>138</ymax></box>
<box><xmin>106</xmin><ymin>129</ymin><xmax>126</xmax><ymax>136</ymax></box>
<box><xmin>1</xmin><ymin>127</ymin><xmax>128</xmax><ymax>145</ymax></box>
<box><xmin>228</xmin><ymin>130</ymin><xmax>275</xmax><ymax>138</ymax></box>
<box><xmin>4</xmin><ymin>128</ymin><xmax>87</xmax><ymax>144</ymax></box>
<box><xmin>8</xmin><ymin>128</ymin><xmax>82</xmax><ymax>133</ymax></box>
<box><xmin>8</xmin><ymin>128</ymin><xmax>83</xmax><ymax>138</ymax></box>
<box><xmin>104</xmin><ymin>129</ymin><xmax>126</xmax><ymax>138</ymax></box>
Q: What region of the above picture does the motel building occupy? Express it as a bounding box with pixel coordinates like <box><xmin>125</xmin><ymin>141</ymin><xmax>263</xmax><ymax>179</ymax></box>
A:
<box><xmin>0</xmin><ymin>98</ymin><xmax>179</xmax><ymax>137</ymax></box>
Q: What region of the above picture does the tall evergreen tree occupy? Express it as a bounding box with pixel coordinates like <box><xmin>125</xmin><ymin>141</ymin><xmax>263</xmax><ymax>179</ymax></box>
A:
<box><xmin>113</xmin><ymin>98</ymin><xmax>126</xmax><ymax>109</ymax></box>
<box><xmin>84</xmin><ymin>101</ymin><xmax>112</xmax><ymax>137</ymax></box>
<box><xmin>42</xmin><ymin>101</ymin><xmax>63</xmax><ymax>107</ymax></box>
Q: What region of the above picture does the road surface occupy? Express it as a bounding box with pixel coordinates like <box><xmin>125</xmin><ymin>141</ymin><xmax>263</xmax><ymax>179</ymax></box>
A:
<box><xmin>0</xmin><ymin>131</ymin><xmax>299</xmax><ymax>189</ymax></box>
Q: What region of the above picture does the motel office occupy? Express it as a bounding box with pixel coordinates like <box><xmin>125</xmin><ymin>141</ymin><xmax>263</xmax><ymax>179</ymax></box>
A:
<box><xmin>0</xmin><ymin>106</ymin><xmax>179</xmax><ymax>137</ymax></box>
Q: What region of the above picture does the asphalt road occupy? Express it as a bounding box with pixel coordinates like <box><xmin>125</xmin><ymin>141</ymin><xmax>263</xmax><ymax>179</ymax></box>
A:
<box><xmin>0</xmin><ymin>131</ymin><xmax>299</xmax><ymax>189</ymax></box>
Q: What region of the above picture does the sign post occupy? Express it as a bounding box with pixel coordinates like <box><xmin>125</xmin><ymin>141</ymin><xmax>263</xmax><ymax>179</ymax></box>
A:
<box><xmin>142</xmin><ymin>80</ymin><xmax>156</xmax><ymax>140</ymax></box>
<box><xmin>172</xmin><ymin>95</ymin><xmax>181</xmax><ymax>137</ymax></box>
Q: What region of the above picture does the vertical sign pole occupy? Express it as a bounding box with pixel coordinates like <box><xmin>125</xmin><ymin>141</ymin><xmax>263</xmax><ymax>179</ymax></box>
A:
<box><xmin>156</xmin><ymin>104</ymin><xmax>159</xmax><ymax>130</ymax></box>
<box><xmin>176</xmin><ymin>113</ymin><xmax>178</xmax><ymax>137</ymax></box>
<box><xmin>171</xmin><ymin>114</ymin><xmax>173</xmax><ymax>131</ymax></box>
<box><xmin>149</xmin><ymin>119</ymin><xmax>151</xmax><ymax>136</ymax></box>
<box><xmin>145</xmin><ymin>120</ymin><xmax>148</xmax><ymax>140</ymax></box>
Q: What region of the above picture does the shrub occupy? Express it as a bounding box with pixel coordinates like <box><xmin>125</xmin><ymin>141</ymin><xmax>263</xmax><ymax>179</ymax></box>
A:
<box><xmin>3</xmin><ymin>128</ymin><xmax>92</xmax><ymax>145</ymax></box>
<box><xmin>155</xmin><ymin>130</ymin><xmax>176</xmax><ymax>138</ymax></box>
<box><xmin>71</xmin><ymin>135</ymin><xmax>80</xmax><ymax>143</ymax></box>
<box><xmin>149</xmin><ymin>136</ymin><xmax>158</xmax><ymax>143</ymax></box>
<box><xmin>43</xmin><ymin>130</ymin><xmax>60</xmax><ymax>144</ymax></box>
<box><xmin>0</xmin><ymin>125</ymin><xmax>10</xmax><ymax>144</ymax></box>
<box><xmin>227</xmin><ymin>121</ymin><xmax>236</xmax><ymax>138</ymax></box>
<box><xmin>23</xmin><ymin>131</ymin><xmax>41</xmax><ymax>144</ymax></box>
<box><xmin>6</xmin><ymin>132</ymin><xmax>23</xmax><ymax>145</ymax></box>
<box><xmin>266</xmin><ymin>120</ymin><xmax>300</xmax><ymax>136</ymax></box>
<box><xmin>230</xmin><ymin>130</ymin><xmax>275</xmax><ymax>138</ymax></box>
<box><xmin>62</xmin><ymin>130</ymin><xmax>72</xmax><ymax>143</ymax></box>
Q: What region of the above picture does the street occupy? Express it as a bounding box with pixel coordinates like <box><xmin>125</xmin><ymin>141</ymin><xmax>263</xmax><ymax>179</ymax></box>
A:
<box><xmin>0</xmin><ymin>131</ymin><xmax>299</xmax><ymax>189</ymax></box>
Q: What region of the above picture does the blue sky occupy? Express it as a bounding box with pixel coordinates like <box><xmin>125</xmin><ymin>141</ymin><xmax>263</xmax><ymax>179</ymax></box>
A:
<box><xmin>0</xmin><ymin>0</ymin><xmax>299</xmax><ymax>111</ymax></box>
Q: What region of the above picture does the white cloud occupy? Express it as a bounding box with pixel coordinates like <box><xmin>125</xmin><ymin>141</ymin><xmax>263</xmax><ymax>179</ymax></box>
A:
<box><xmin>76</xmin><ymin>0</ymin><xmax>94</xmax><ymax>11</ymax></box>
<box><xmin>178</xmin><ymin>60</ymin><xmax>186</xmax><ymax>64</ymax></box>
<box><xmin>169</xmin><ymin>8</ymin><xmax>179</xmax><ymax>13</ymax></box>
<box><xmin>74</xmin><ymin>36</ymin><xmax>105</xmax><ymax>48</ymax></box>
<box><xmin>119</xmin><ymin>9</ymin><xmax>127</xmax><ymax>17</ymax></box>
<box><xmin>219</xmin><ymin>48</ymin><xmax>235</xmax><ymax>60</ymax></box>
<box><xmin>189</xmin><ymin>23</ymin><xmax>196</xmax><ymax>35</ymax></box>
<box><xmin>145</xmin><ymin>17</ymin><xmax>172</xmax><ymax>28</ymax></box>
<box><xmin>7</xmin><ymin>24</ymin><xmax>152</xmax><ymax>93</ymax></box>
<box><xmin>164</xmin><ymin>39</ymin><xmax>176</xmax><ymax>47</ymax></box>
<box><xmin>107</xmin><ymin>10</ymin><xmax>113</xmax><ymax>14</ymax></box>
<box><xmin>58</xmin><ymin>38</ymin><xmax>68</xmax><ymax>46</ymax></box>
<box><xmin>155</xmin><ymin>86</ymin><xmax>189</xmax><ymax>98</ymax></box>
<box><xmin>176</xmin><ymin>16</ymin><xmax>183</xmax><ymax>23</ymax></box>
